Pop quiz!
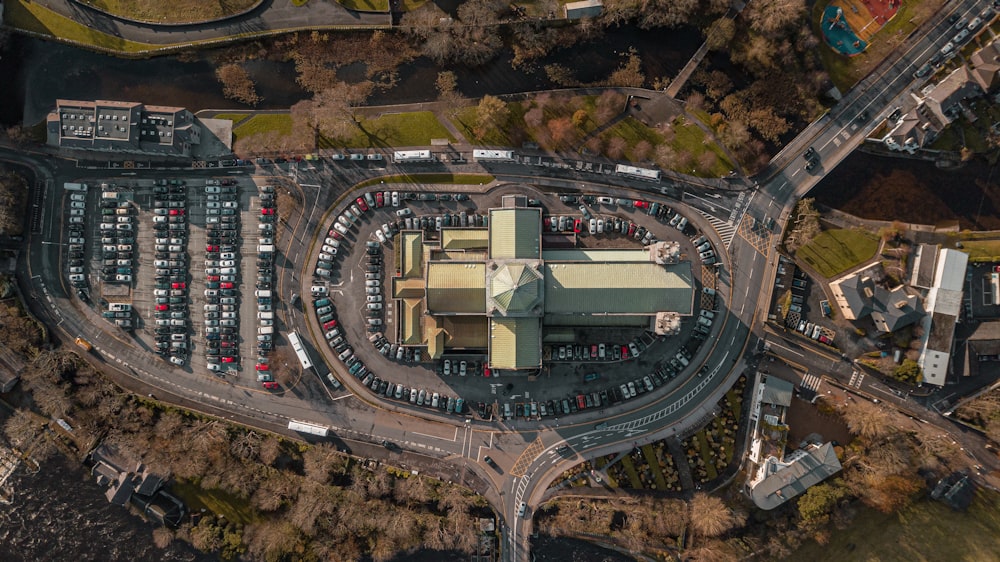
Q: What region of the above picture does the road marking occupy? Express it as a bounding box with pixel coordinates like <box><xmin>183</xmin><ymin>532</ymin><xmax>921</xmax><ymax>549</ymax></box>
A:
<box><xmin>767</xmin><ymin>341</ymin><xmax>803</xmax><ymax>356</ymax></box>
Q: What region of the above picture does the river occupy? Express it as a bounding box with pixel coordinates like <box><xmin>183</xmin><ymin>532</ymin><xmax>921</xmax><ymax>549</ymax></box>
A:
<box><xmin>0</xmin><ymin>25</ymin><xmax>700</xmax><ymax>126</ymax></box>
<box><xmin>0</xmin><ymin>457</ymin><xmax>212</xmax><ymax>562</ymax></box>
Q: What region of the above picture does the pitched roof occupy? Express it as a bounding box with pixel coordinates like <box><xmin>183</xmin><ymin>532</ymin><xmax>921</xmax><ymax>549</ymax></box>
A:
<box><xmin>426</xmin><ymin>262</ymin><xmax>486</xmax><ymax>314</ymax></box>
<box><xmin>442</xmin><ymin>228</ymin><xmax>489</xmax><ymax>250</ymax></box>
<box><xmin>489</xmin><ymin>317</ymin><xmax>541</xmax><ymax>370</ymax></box>
<box><xmin>400</xmin><ymin>231</ymin><xmax>423</xmax><ymax>279</ymax></box>
<box><xmin>761</xmin><ymin>376</ymin><xmax>794</xmax><ymax>407</ymax></box>
<box><xmin>400</xmin><ymin>298</ymin><xmax>424</xmax><ymax>345</ymax></box>
<box><xmin>750</xmin><ymin>443</ymin><xmax>842</xmax><ymax>510</ymax></box>
<box><xmin>489</xmin><ymin>208</ymin><xmax>541</xmax><ymax>259</ymax></box>
<box><xmin>488</xmin><ymin>262</ymin><xmax>543</xmax><ymax>315</ymax></box>
<box><xmin>543</xmin><ymin>262</ymin><xmax>693</xmax><ymax>315</ymax></box>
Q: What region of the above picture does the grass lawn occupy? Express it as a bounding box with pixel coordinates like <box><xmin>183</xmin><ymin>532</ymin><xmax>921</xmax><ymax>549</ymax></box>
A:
<box><xmin>4</xmin><ymin>0</ymin><xmax>158</xmax><ymax>53</ymax></box>
<box><xmin>641</xmin><ymin>445</ymin><xmax>669</xmax><ymax>490</ymax></box>
<box><xmin>812</xmin><ymin>0</ymin><xmax>947</xmax><ymax>92</ymax></box>
<box><xmin>600</xmin><ymin>116</ymin><xmax>734</xmax><ymax>178</ymax></box>
<box><xmin>232</xmin><ymin>114</ymin><xmax>294</xmax><ymax>141</ymax></box>
<box><xmin>726</xmin><ymin>389</ymin><xmax>741</xmax><ymax>419</ymax></box>
<box><xmin>619</xmin><ymin>455</ymin><xmax>644</xmax><ymax>489</ymax></box>
<box><xmin>78</xmin><ymin>0</ymin><xmax>256</xmax><ymax>23</ymax></box>
<box><xmin>694</xmin><ymin>431</ymin><xmax>719</xmax><ymax>480</ymax></box>
<box><xmin>212</xmin><ymin>113</ymin><xmax>251</xmax><ymax>126</ymax></box>
<box><xmin>785</xmin><ymin>489</ymin><xmax>1000</xmax><ymax>562</ymax></box>
<box><xmin>171</xmin><ymin>480</ymin><xmax>259</xmax><ymax>525</ymax></box>
<box><xmin>334</xmin><ymin>111</ymin><xmax>455</xmax><ymax>149</ymax></box>
<box><xmin>450</xmin><ymin>104</ymin><xmax>529</xmax><ymax>148</ymax></box>
<box><xmin>796</xmin><ymin>228</ymin><xmax>880</xmax><ymax>278</ymax></box>
<box><xmin>355</xmin><ymin>173</ymin><xmax>494</xmax><ymax>188</ymax></box>
<box><xmin>958</xmin><ymin>239</ymin><xmax>1000</xmax><ymax>262</ymax></box>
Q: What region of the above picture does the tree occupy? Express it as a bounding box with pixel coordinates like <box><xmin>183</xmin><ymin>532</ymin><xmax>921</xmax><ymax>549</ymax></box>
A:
<box><xmin>745</xmin><ymin>0</ymin><xmax>807</xmax><ymax>35</ymax></box>
<box><xmin>547</xmin><ymin>117</ymin><xmax>576</xmax><ymax>148</ymax></box>
<box><xmin>595</xmin><ymin>90</ymin><xmax>625</xmax><ymax>122</ymax></box>
<box><xmin>704</xmin><ymin>18</ymin><xmax>735</xmax><ymax>51</ymax></box>
<box><xmin>571</xmin><ymin>109</ymin><xmax>589</xmax><ymax>128</ymax></box>
<box><xmin>892</xmin><ymin>359</ymin><xmax>922</xmax><ymax>384</ymax></box>
<box><xmin>606</xmin><ymin>136</ymin><xmax>628</xmax><ymax>159</ymax></box>
<box><xmin>797</xmin><ymin>481</ymin><xmax>849</xmax><ymax>526</ymax></box>
<box><xmin>303</xmin><ymin>442</ymin><xmax>346</xmax><ymax>484</ymax></box>
<box><xmin>309</xmin><ymin>81</ymin><xmax>373</xmax><ymax>143</ymax></box>
<box><xmin>474</xmin><ymin>95</ymin><xmax>510</xmax><ymax>140</ymax></box>
<box><xmin>633</xmin><ymin>140</ymin><xmax>652</xmax><ymax>161</ymax></box>
<box><xmin>544</xmin><ymin>64</ymin><xmax>579</xmax><ymax>87</ymax></box>
<box><xmin>688</xmin><ymin>493</ymin><xmax>735</xmax><ymax>544</ymax></box>
<box><xmin>606</xmin><ymin>49</ymin><xmax>645</xmax><ymax>87</ymax></box>
<box><xmin>841</xmin><ymin>398</ymin><xmax>894</xmax><ymax>440</ymax></box>
<box><xmin>697</xmin><ymin>151</ymin><xmax>719</xmax><ymax>174</ymax></box>
<box><xmin>435</xmin><ymin>71</ymin><xmax>461</xmax><ymax>106</ymax></box>
<box><xmin>215</xmin><ymin>63</ymin><xmax>261</xmax><ymax>107</ymax></box>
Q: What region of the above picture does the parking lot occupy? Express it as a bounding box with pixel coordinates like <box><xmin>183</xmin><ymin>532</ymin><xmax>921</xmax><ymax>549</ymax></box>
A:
<box><xmin>303</xmin><ymin>183</ymin><xmax>724</xmax><ymax>422</ymax></box>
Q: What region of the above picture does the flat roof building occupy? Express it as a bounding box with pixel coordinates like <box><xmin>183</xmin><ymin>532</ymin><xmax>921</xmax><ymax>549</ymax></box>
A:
<box><xmin>46</xmin><ymin>99</ymin><xmax>201</xmax><ymax>157</ymax></box>
<box><xmin>392</xmin><ymin>195</ymin><xmax>694</xmax><ymax>371</ymax></box>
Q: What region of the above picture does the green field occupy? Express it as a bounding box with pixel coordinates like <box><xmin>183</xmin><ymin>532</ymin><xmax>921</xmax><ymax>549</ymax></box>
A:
<box><xmin>171</xmin><ymin>480</ymin><xmax>259</xmax><ymax>525</ymax></box>
<box><xmin>79</xmin><ymin>0</ymin><xmax>257</xmax><ymax>23</ymax></box>
<box><xmin>213</xmin><ymin>113</ymin><xmax>251</xmax><ymax>126</ymax></box>
<box><xmin>232</xmin><ymin>114</ymin><xmax>294</xmax><ymax>141</ymax></box>
<box><xmin>333</xmin><ymin>111</ymin><xmax>456</xmax><ymax>149</ymax></box>
<box><xmin>356</xmin><ymin>173</ymin><xmax>494</xmax><ymax>188</ymax></box>
<box><xmin>796</xmin><ymin>228</ymin><xmax>879</xmax><ymax>278</ymax></box>
<box><xmin>4</xmin><ymin>0</ymin><xmax>158</xmax><ymax>53</ymax></box>
<box><xmin>786</xmin><ymin>490</ymin><xmax>1000</xmax><ymax>562</ymax></box>
<box><xmin>957</xmin><ymin>239</ymin><xmax>1000</xmax><ymax>262</ymax></box>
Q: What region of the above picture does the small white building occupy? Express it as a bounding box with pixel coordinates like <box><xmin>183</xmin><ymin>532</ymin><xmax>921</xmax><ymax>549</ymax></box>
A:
<box><xmin>563</xmin><ymin>0</ymin><xmax>603</xmax><ymax>20</ymax></box>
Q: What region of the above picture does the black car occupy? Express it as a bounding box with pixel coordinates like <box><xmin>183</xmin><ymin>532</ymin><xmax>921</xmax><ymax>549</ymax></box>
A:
<box><xmin>804</xmin><ymin>146</ymin><xmax>817</xmax><ymax>160</ymax></box>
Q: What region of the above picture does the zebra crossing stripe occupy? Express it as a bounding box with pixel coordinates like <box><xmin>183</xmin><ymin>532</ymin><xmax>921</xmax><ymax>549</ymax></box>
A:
<box><xmin>696</xmin><ymin>210</ymin><xmax>735</xmax><ymax>249</ymax></box>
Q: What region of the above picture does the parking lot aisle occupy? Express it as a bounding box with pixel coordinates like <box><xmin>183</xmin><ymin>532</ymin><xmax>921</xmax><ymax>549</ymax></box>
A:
<box><xmin>188</xmin><ymin>184</ymin><xmax>209</xmax><ymax>374</ymax></box>
<box><xmin>131</xmin><ymin>183</ymin><xmax>158</xmax><ymax>354</ymax></box>
<box><xmin>239</xmin><ymin>186</ymin><xmax>260</xmax><ymax>379</ymax></box>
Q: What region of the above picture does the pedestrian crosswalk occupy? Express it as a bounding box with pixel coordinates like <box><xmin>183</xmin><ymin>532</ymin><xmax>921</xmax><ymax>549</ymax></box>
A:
<box><xmin>697</xmin><ymin>210</ymin><xmax>736</xmax><ymax>249</ymax></box>
<box><xmin>848</xmin><ymin>370</ymin><xmax>865</xmax><ymax>389</ymax></box>
<box><xmin>800</xmin><ymin>373</ymin><xmax>822</xmax><ymax>393</ymax></box>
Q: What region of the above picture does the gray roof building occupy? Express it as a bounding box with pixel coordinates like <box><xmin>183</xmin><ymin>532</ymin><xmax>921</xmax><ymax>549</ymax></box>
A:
<box><xmin>46</xmin><ymin>99</ymin><xmax>201</xmax><ymax>157</ymax></box>
<box><xmin>829</xmin><ymin>265</ymin><xmax>923</xmax><ymax>333</ymax></box>
<box><xmin>749</xmin><ymin>442</ymin><xmax>843</xmax><ymax>510</ymax></box>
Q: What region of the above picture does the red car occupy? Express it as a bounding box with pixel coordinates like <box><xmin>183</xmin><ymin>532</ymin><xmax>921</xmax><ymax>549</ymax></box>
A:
<box><xmin>590</xmin><ymin>344</ymin><xmax>598</xmax><ymax>359</ymax></box>
<box><xmin>576</xmin><ymin>394</ymin><xmax>587</xmax><ymax>410</ymax></box>
<box><xmin>207</xmin><ymin>275</ymin><xmax>220</xmax><ymax>282</ymax></box>
<box><xmin>255</xmin><ymin>363</ymin><xmax>269</xmax><ymax>371</ymax></box>
<box><xmin>627</xmin><ymin>223</ymin><xmax>637</xmax><ymax>237</ymax></box>
<box><xmin>221</xmin><ymin>356</ymin><xmax>235</xmax><ymax>363</ymax></box>
<box><xmin>483</xmin><ymin>366</ymin><xmax>491</xmax><ymax>378</ymax></box>
<box><xmin>155</xmin><ymin>304</ymin><xmax>168</xmax><ymax>311</ymax></box>
<box><xmin>375</xmin><ymin>192</ymin><xmax>384</xmax><ymax>207</ymax></box>
<box><xmin>263</xmin><ymin>381</ymin><xmax>279</xmax><ymax>389</ymax></box>
<box><xmin>169</xmin><ymin>209</ymin><xmax>184</xmax><ymax>216</ymax></box>
<box><xmin>172</xmin><ymin>282</ymin><xmax>186</xmax><ymax>289</ymax></box>
<box><xmin>328</xmin><ymin>229</ymin><xmax>343</xmax><ymax>239</ymax></box>
<box><xmin>356</xmin><ymin>197</ymin><xmax>369</xmax><ymax>212</ymax></box>
<box><xmin>262</xmin><ymin>208</ymin><xmax>275</xmax><ymax>215</ymax></box>
<box><xmin>634</xmin><ymin>200</ymin><xmax>649</xmax><ymax>209</ymax></box>
<box><xmin>573</xmin><ymin>219</ymin><xmax>582</xmax><ymax>233</ymax></box>
<box><xmin>220</xmin><ymin>282</ymin><xmax>234</xmax><ymax>289</ymax></box>
<box><xmin>206</xmin><ymin>245</ymin><xmax>218</xmax><ymax>252</ymax></box>
<box><xmin>323</xmin><ymin>320</ymin><xmax>338</xmax><ymax>330</ymax></box>
<box><xmin>621</xmin><ymin>345</ymin><xmax>630</xmax><ymax>360</ymax></box>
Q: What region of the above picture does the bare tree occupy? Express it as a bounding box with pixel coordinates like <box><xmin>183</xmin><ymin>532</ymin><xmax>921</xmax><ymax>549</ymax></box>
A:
<box><xmin>303</xmin><ymin>442</ymin><xmax>347</xmax><ymax>484</ymax></box>
<box><xmin>474</xmin><ymin>95</ymin><xmax>510</xmax><ymax>140</ymax></box>
<box><xmin>841</xmin><ymin>399</ymin><xmax>895</xmax><ymax>440</ymax></box>
<box><xmin>688</xmin><ymin>492</ymin><xmax>735</xmax><ymax>544</ymax></box>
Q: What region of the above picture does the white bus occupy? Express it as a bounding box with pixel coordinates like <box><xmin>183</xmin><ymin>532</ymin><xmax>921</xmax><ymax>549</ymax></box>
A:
<box><xmin>288</xmin><ymin>331</ymin><xmax>313</xmax><ymax>371</ymax></box>
<box><xmin>393</xmin><ymin>150</ymin><xmax>433</xmax><ymax>163</ymax></box>
<box><xmin>615</xmin><ymin>164</ymin><xmax>661</xmax><ymax>182</ymax></box>
<box><xmin>472</xmin><ymin>149</ymin><xmax>515</xmax><ymax>161</ymax></box>
<box><xmin>287</xmin><ymin>420</ymin><xmax>329</xmax><ymax>437</ymax></box>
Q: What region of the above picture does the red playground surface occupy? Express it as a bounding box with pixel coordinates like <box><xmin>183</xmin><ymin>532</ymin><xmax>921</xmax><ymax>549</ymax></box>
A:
<box><xmin>860</xmin><ymin>0</ymin><xmax>900</xmax><ymax>25</ymax></box>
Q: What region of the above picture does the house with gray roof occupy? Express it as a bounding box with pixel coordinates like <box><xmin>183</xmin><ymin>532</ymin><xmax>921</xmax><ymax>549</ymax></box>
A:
<box><xmin>749</xmin><ymin>442</ymin><xmax>842</xmax><ymax>510</ymax></box>
<box><xmin>829</xmin><ymin>264</ymin><xmax>923</xmax><ymax>334</ymax></box>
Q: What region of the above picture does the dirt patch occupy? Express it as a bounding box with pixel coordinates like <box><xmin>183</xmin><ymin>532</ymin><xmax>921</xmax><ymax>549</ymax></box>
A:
<box><xmin>785</xmin><ymin>396</ymin><xmax>852</xmax><ymax>446</ymax></box>
<box><xmin>813</xmin><ymin>153</ymin><xmax>1000</xmax><ymax>230</ymax></box>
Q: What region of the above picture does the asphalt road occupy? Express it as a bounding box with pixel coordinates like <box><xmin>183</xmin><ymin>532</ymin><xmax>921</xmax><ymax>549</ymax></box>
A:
<box><xmin>6</xmin><ymin>2</ymin><xmax>1000</xmax><ymax>557</ymax></box>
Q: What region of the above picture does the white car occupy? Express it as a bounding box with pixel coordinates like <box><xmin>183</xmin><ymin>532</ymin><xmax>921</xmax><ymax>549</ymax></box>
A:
<box><xmin>374</xmin><ymin>229</ymin><xmax>386</xmax><ymax>243</ymax></box>
<box><xmin>70</xmin><ymin>201</ymin><xmax>86</xmax><ymax>209</ymax></box>
<box><xmin>318</xmin><ymin>253</ymin><xmax>334</xmax><ymax>262</ymax></box>
<box><xmin>220</xmin><ymin>260</ymin><xmax>236</xmax><ymax>267</ymax></box>
<box><xmin>391</xmin><ymin>192</ymin><xmax>400</xmax><ymax>206</ymax></box>
<box><xmin>220</xmin><ymin>252</ymin><xmax>235</xmax><ymax>260</ymax></box>
<box><xmin>223</xmin><ymin>201</ymin><xmax>239</xmax><ymax>209</ymax></box>
<box><xmin>207</xmin><ymin>202</ymin><xmax>221</xmax><ymax>209</ymax></box>
<box><xmin>589</xmin><ymin>218</ymin><xmax>597</xmax><ymax>234</ymax></box>
<box><xmin>332</xmin><ymin>222</ymin><xmax>348</xmax><ymax>235</ymax></box>
<box><xmin>321</xmin><ymin>245</ymin><xmax>337</xmax><ymax>255</ymax></box>
<box><xmin>396</xmin><ymin>208</ymin><xmax>412</xmax><ymax>218</ymax></box>
<box><xmin>206</xmin><ymin>186</ymin><xmax>221</xmax><ymax>194</ymax></box>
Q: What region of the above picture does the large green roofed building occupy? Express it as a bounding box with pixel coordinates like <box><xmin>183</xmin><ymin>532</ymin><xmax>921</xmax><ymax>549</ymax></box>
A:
<box><xmin>392</xmin><ymin>193</ymin><xmax>695</xmax><ymax>371</ymax></box>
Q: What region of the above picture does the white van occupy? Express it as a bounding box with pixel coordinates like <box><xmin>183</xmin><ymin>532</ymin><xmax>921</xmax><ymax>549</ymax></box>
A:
<box><xmin>258</xmin><ymin>326</ymin><xmax>274</xmax><ymax>335</ymax></box>
<box><xmin>255</xmin><ymin>290</ymin><xmax>272</xmax><ymax>298</ymax></box>
<box><xmin>258</xmin><ymin>311</ymin><xmax>274</xmax><ymax>320</ymax></box>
